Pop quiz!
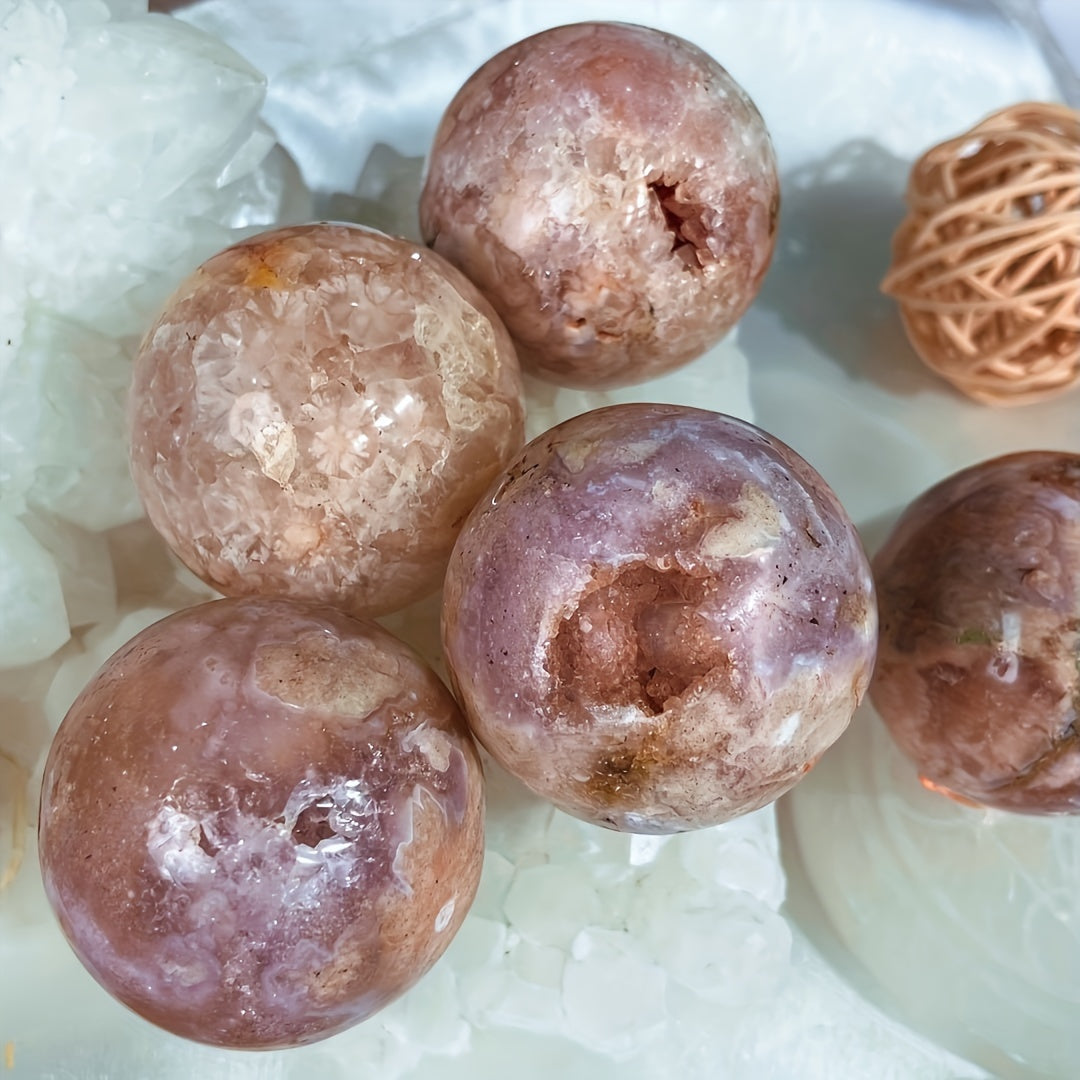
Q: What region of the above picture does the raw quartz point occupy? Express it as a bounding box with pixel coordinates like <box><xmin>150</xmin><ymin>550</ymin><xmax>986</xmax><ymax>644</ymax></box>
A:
<box><xmin>37</xmin><ymin>597</ymin><xmax>485</xmax><ymax>1049</ymax></box>
<box><xmin>129</xmin><ymin>223</ymin><xmax>525</xmax><ymax>619</ymax></box>
<box><xmin>420</xmin><ymin>21</ymin><xmax>779</xmax><ymax>389</ymax></box>
<box><xmin>871</xmin><ymin>452</ymin><xmax>1080</xmax><ymax>813</ymax></box>
<box><xmin>442</xmin><ymin>403</ymin><xmax>877</xmax><ymax>832</ymax></box>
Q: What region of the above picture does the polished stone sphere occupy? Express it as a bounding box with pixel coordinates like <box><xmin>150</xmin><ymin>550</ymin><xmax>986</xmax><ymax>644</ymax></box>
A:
<box><xmin>129</xmin><ymin>222</ymin><xmax>525</xmax><ymax>618</ymax></box>
<box><xmin>872</xmin><ymin>452</ymin><xmax>1080</xmax><ymax>814</ymax></box>
<box><xmin>442</xmin><ymin>403</ymin><xmax>876</xmax><ymax>832</ymax></box>
<box><xmin>420</xmin><ymin>22</ymin><xmax>779</xmax><ymax>389</ymax></box>
<box><xmin>38</xmin><ymin>597</ymin><xmax>485</xmax><ymax>1048</ymax></box>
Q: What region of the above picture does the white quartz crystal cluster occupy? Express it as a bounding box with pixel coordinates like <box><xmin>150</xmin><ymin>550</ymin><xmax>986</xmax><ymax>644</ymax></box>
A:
<box><xmin>439</xmin><ymin>772</ymin><xmax>791</xmax><ymax>1060</ymax></box>
<box><xmin>0</xmin><ymin>0</ymin><xmax>305</xmax><ymax>669</ymax></box>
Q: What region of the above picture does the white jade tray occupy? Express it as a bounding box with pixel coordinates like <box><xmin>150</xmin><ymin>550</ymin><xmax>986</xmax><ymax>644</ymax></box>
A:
<box><xmin>2</xmin><ymin>2</ymin><xmax>1078</xmax><ymax>1078</ymax></box>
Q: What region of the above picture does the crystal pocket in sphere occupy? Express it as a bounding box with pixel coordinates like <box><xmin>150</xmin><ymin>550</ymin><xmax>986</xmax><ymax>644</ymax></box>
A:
<box><xmin>871</xmin><ymin>451</ymin><xmax>1080</xmax><ymax>813</ymax></box>
<box><xmin>441</xmin><ymin>403</ymin><xmax>877</xmax><ymax>832</ymax></box>
<box><xmin>38</xmin><ymin>597</ymin><xmax>485</xmax><ymax>1048</ymax></box>
<box><xmin>129</xmin><ymin>223</ymin><xmax>526</xmax><ymax>618</ymax></box>
<box><xmin>419</xmin><ymin>22</ymin><xmax>779</xmax><ymax>389</ymax></box>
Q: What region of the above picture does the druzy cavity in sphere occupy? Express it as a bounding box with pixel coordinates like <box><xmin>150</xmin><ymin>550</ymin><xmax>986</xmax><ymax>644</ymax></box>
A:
<box><xmin>442</xmin><ymin>403</ymin><xmax>877</xmax><ymax>833</ymax></box>
<box><xmin>38</xmin><ymin>598</ymin><xmax>485</xmax><ymax>1048</ymax></box>
<box><xmin>420</xmin><ymin>22</ymin><xmax>779</xmax><ymax>389</ymax></box>
<box><xmin>871</xmin><ymin>452</ymin><xmax>1080</xmax><ymax>814</ymax></box>
<box><xmin>129</xmin><ymin>222</ymin><xmax>525</xmax><ymax>618</ymax></box>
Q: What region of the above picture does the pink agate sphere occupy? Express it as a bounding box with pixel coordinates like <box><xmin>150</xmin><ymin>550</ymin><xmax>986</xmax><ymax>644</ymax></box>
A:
<box><xmin>871</xmin><ymin>452</ymin><xmax>1080</xmax><ymax>814</ymax></box>
<box><xmin>129</xmin><ymin>223</ymin><xmax>525</xmax><ymax>618</ymax></box>
<box><xmin>38</xmin><ymin>598</ymin><xmax>485</xmax><ymax>1048</ymax></box>
<box><xmin>442</xmin><ymin>403</ymin><xmax>877</xmax><ymax>832</ymax></box>
<box><xmin>420</xmin><ymin>21</ymin><xmax>779</xmax><ymax>389</ymax></box>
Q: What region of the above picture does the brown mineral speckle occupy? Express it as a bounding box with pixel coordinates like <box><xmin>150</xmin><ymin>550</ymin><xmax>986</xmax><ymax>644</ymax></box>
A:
<box><xmin>584</xmin><ymin>726</ymin><xmax>673</xmax><ymax>810</ymax></box>
<box><xmin>244</xmin><ymin>264</ymin><xmax>286</xmax><ymax>290</ymax></box>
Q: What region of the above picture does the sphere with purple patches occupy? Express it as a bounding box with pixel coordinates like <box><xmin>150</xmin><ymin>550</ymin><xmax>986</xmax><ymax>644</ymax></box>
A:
<box><xmin>38</xmin><ymin>598</ymin><xmax>485</xmax><ymax>1048</ymax></box>
<box><xmin>420</xmin><ymin>21</ymin><xmax>779</xmax><ymax>389</ymax></box>
<box><xmin>441</xmin><ymin>403</ymin><xmax>877</xmax><ymax>833</ymax></box>
<box><xmin>871</xmin><ymin>452</ymin><xmax>1080</xmax><ymax>814</ymax></box>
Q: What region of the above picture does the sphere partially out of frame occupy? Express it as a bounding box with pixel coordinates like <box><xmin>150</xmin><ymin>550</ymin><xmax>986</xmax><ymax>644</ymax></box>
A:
<box><xmin>872</xmin><ymin>451</ymin><xmax>1080</xmax><ymax>814</ymax></box>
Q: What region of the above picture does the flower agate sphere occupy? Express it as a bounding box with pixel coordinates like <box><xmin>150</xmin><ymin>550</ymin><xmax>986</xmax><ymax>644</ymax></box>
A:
<box><xmin>871</xmin><ymin>452</ymin><xmax>1080</xmax><ymax>814</ymax></box>
<box><xmin>38</xmin><ymin>598</ymin><xmax>484</xmax><ymax>1048</ymax></box>
<box><xmin>419</xmin><ymin>22</ymin><xmax>779</xmax><ymax>389</ymax></box>
<box><xmin>129</xmin><ymin>223</ymin><xmax>525</xmax><ymax>618</ymax></box>
<box><xmin>442</xmin><ymin>404</ymin><xmax>877</xmax><ymax>832</ymax></box>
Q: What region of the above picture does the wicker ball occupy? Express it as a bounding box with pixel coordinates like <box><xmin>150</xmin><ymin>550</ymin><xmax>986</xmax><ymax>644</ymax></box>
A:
<box><xmin>882</xmin><ymin>102</ymin><xmax>1080</xmax><ymax>406</ymax></box>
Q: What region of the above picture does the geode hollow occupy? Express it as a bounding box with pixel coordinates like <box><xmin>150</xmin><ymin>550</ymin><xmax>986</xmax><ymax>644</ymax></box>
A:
<box><xmin>441</xmin><ymin>403</ymin><xmax>877</xmax><ymax>832</ymax></box>
<box><xmin>129</xmin><ymin>222</ymin><xmax>525</xmax><ymax>618</ymax></box>
<box><xmin>871</xmin><ymin>452</ymin><xmax>1080</xmax><ymax>814</ymax></box>
<box><xmin>38</xmin><ymin>598</ymin><xmax>485</xmax><ymax>1048</ymax></box>
<box><xmin>419</xmin><ymin>21</ymin><xmax>779</xmax><ymax>389</ymax></box>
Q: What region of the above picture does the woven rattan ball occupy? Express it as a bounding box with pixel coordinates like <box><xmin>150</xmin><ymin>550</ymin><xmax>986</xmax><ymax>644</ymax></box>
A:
<box><xmin>882</xmin><ymin>103</ymin><xmax>1080</xmax><ymax>406</ymax></box>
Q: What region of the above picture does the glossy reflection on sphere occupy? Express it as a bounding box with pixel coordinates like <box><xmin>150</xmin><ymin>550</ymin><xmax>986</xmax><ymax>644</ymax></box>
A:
<box><xmin>442</xmin><ymin>403</ymin><xmax>877</xmax><ymax>833</ymax></box>
<box><xmin>129</xmin><ymin>222</ymin><xmax>525</xmax><ymax>618</ymax></box>
<box><xmin>420</xmin><ymin>22</ymin><xmax>779</xmax><ymax>389</ymax></box>
<box><xmin>871</xmin><ymin>452</ymin><xmax>1080</xmax><ymax>814</ymax></box>
<box><xmin>38</xmin><ymin>598</ymin><xmax>485</xmax><ymax>1048</ymax></box>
